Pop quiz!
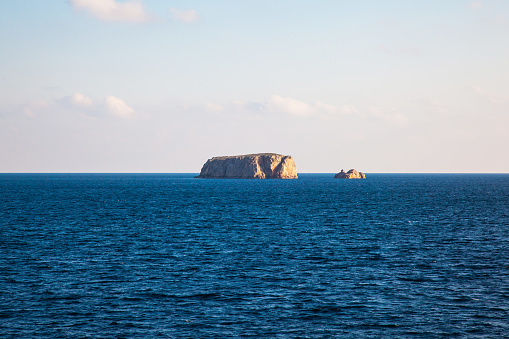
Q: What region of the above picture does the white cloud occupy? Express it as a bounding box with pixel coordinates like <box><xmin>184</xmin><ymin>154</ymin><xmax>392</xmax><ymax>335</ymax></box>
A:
<box><xmin>211</xmin><ymin>96</ymin><xmax>350</xmax><ymax>117</ymax></box>
<box><xmin>315</xmin><ymin>102</ymin><xmax>337</xmax><ymax>114</ymax></box>
<box><xmin>204</xmin><ymin>96</ymin><xmax>406</xmax><ymax>125</ymax></box>
<box><xmin>61</xmin><ymin>92</ymin><xmax>95</xmax><ymax>112</ymax></box>
<box><xmin>265</xmin><ymin>95</ymin><xmax>343</xmax><ymax>116</ymax></box>
<box><xmin>266</xmin><ymin>95</ymin><xmax>314</xmax><ymax>116</ymax></box>
<box><xmin>69</xmin><ymin>93</ymin><xmax>93</xmax><ymax>107</ymax></box>
<box><xmin>105</xmin><ymin>95</ymin><xmax>135</xmax><ymax>118</ymax></box>
<box><xmin>170</xmin><ymin>8</ymin><xmax>199</xmax><ymax>23</ymax></box>
<box><xmin>70</xmin><ymin>0</ymin><xmax>150</xmax><ymax>23</ymax></box>
<box><xmin>60</xmin><ymin>93</ymin><xmax>135</xmax><ymax>119</ymax></box>
<box><xmin>469</xmin><ymin>1</ymin><xmax>483</xmax><ymax>10</ymax></box>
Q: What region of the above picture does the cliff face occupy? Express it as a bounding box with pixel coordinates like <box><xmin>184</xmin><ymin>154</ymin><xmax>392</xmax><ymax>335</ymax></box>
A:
<box><xmin>334</xmin><ymin>169</ymin><xmax>366</xmax><ymax>179</ymax></box>
<box><xmin>196</xmin><ymin>153</ymin><xmax>298</xmax><ymax>179</ymax></box>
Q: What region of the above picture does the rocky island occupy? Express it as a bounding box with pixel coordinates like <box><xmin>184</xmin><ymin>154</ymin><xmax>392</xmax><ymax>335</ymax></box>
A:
<box><xmin>334</xmin><ymin>169</ymin><xmax>366</xmax><ymax>179</ymax></box>
<box><xmin>196</xmin><ymin>153</ymin><xmax>298</xmax><ymax>179</ymax></box>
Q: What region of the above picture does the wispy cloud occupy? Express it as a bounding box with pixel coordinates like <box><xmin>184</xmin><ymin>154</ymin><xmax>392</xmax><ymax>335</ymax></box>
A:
<box><xmin>22</xmin><ymin>101</ymin><xmax>48</xmax><ymax>118</ymax></box>
<box><xmin>263</xmin><ymin>95</ymin><xmax>340</xmax><ymax>116</ymax></box>
<box><xmin>202</xmin><ymin>95</ymin><xmax>407</xmax><ymax>126</ymax></box>
<box><xmin>265</xmin><ymin>95</ymin><xmax>317</xmax><ymax>116</ymax></box>
<box><xmin>340</xmin><ymin>105</ymin><xmax>359</xmax><ymax>115</ymax></box>
<box><xmin>209</xmin><ymin>96</ymin><xmax>363</xmax><ymax>118</ymax></box>
<box><xmin>204</xmin><ymin>102</ymin><xmax>224</xmax><ymax>113</ymax></box>
<box><xmin>169</xmin><ymin>8</ymin><xmax>199</xmax><ymax>23</ymax></box>
<box><xmin>69</xmin><ymin>0</ymin><xmax>151</xmax><ymax>23</ymax></box>
<box><xmin>61</xmin><ymin>93</ymin><xmax>135</xmax><ymax>119</ymax></box>
<box><xmin>367</xmin><ymin>106</ymin><xmax>409</xmax><ymax>126</ymax></box>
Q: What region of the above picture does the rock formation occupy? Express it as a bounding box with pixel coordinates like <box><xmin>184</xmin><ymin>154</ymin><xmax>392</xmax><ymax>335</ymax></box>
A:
<box><xmin>334</xmin><ymin>169</ymin><xmax>366</xmax><ymax>179</ymax></box>
<box><xmin>196</xmin><ymin>153</ymin><xmax>298</xmax><ymax>179</ymax></box>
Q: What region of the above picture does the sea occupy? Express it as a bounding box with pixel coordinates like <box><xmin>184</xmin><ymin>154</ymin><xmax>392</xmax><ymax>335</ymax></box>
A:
<box><xmin>1</xmin><ymin>173</ymin><xmax>508</xmax><ymax>338</ymax></box>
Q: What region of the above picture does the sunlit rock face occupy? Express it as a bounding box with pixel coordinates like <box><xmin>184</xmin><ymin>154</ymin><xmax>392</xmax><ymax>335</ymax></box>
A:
<box><xmin>334</xmin><ymin>169</ymin><xmax>366</xmax><ymax>179</ymax></box>
<box><xmin>196</xmin><ymin>153</ymin><xmax>298</xmax><ymax>179</ymax></box>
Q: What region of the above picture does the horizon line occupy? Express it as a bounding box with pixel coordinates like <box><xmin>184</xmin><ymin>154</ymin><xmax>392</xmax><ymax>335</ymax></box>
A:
<box><xmin>1</xmin><ymin>172</ymin><xmax>508</xmax><ymax>175</ymax></box>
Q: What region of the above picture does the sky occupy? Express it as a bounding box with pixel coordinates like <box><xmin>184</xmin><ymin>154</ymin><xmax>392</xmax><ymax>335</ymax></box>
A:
<box><xmin>0</xmin><ymin>0</ymin><xmax>508</xmax><ymax>173</ymax></box>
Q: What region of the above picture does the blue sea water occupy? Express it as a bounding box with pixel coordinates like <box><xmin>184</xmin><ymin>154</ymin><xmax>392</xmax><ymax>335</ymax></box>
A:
<box><xmin>1</xmin><ymin>173</ymin><xmax>508</xmax><ymax>338</ymax></box>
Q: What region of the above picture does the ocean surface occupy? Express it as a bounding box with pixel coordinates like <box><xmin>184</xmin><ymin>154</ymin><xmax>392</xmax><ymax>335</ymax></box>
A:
<box><xmin>1</xmin><ymin>173</ymin><xmax>508</xmax><ymax>338</ymax></box>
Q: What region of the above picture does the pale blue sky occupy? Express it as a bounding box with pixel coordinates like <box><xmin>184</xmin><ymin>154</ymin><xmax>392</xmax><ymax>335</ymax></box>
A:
<box><xmin>1</xmin><ymin>0</ymin><xmax>508</xmax><ymax>172</ymax></box>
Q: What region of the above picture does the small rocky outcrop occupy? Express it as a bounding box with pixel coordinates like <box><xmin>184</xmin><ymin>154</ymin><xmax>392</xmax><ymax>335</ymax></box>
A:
<box><xmin>196</xmin><ymin>153</ymin><xmax>298</xmax><ymax>179</ymax></box>
<box><xmin>334</xmin><ymin>169</ymin><xmax>366</xmax><ymax>179</ymax></box>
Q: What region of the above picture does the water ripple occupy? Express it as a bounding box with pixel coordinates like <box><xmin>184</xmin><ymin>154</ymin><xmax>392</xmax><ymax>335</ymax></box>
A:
<box><xmin>1</xmin><ymin>173</ymin><xmax>508</xmax><ymax>338</ymax></box>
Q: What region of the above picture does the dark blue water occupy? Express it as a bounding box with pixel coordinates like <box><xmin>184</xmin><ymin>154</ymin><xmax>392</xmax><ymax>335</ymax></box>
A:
<box><xmin>1</xmin><ymin>174</ymin><xmax>508</xmax><ymax>338</ymax></box>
